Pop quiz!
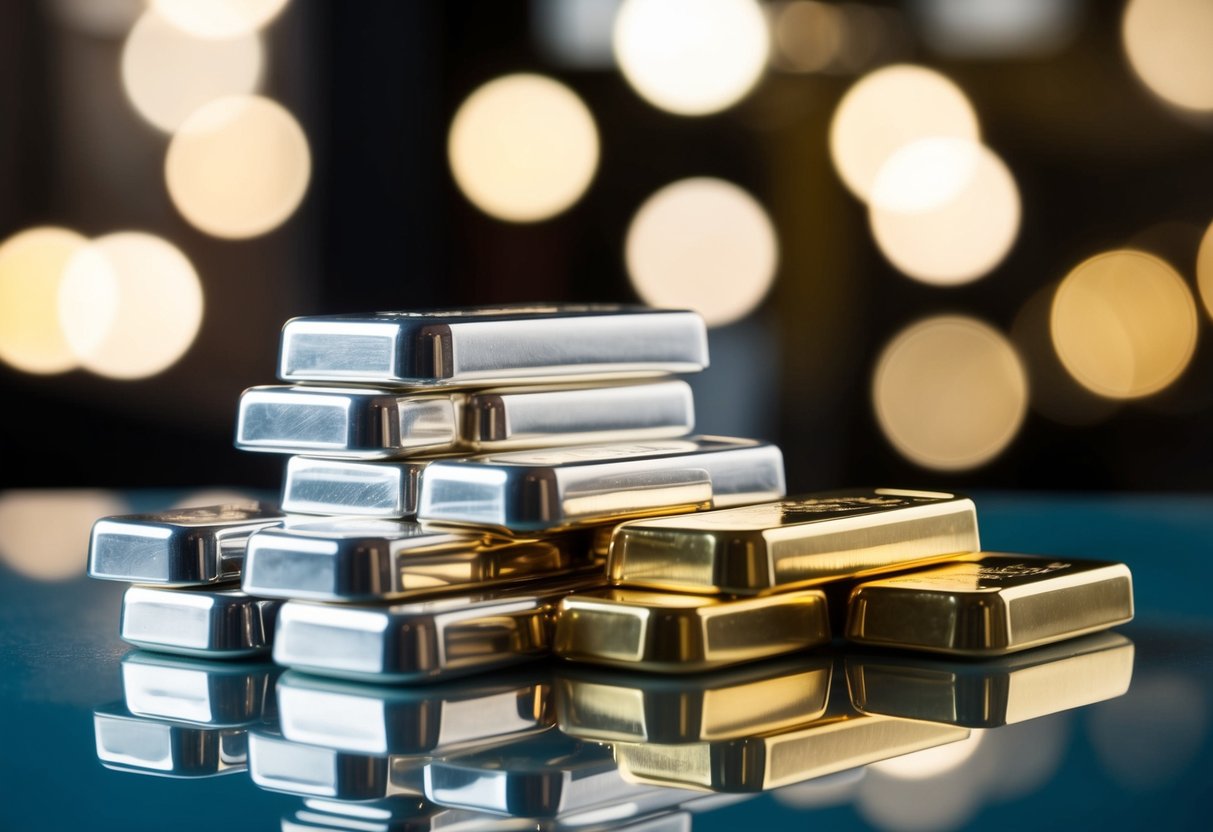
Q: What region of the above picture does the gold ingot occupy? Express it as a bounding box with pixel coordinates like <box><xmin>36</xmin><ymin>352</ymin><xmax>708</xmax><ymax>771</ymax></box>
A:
<box><xmin>553</xmin><ymin>588</ymin><xmax>830</xmax><ymax>673</ymax></box>
<box><xmin>846</xmin><ymin>631</ymin><xmax>1134</xmax><ymax>728</ymax></box>
<box><xmin>609</xmin><ymin>488</ymin><xmax>978</xmax><ymax>595</ymax></box>
<box><xmin>555</xmin><ymin>656</ymin><xmax>831</xmax><ymax>743</ymax></box>
<box><xmin>612</xmin><ymin>708</ymin><xmax>970</xmax><ymax>793</ymax></box>
<box><xmin>846</xmin><ymin>554</ymin><xmax>1133</xmax><ymax>656</ymax></box>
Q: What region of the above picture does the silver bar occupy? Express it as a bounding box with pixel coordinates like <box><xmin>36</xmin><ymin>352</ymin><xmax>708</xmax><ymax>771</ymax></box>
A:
<box><xmin>94</xmin><ymin>704</ymin><xmax>248</xmax><ymax>778</ymax></box>
<box><xmin>88</xmin><ymin>501</ymin><xmax>285</xmax><ymax>586</ymax></box>
<box><xmin>278</xmin><ymin>305</ymin><xmax>709</xmax><ymax>385</ymax></box>
<box><xmin>238</xmin><ymin>381</ymin><xmax>695</xmax><ymax>459</ymax></box>
<box><xmin>281</xmin><ymin>456</ymin><xmax>429</xmax><ymax>518</ymax></box>
<box><xmin>272</xmin><ymin>576</ymin><xmax>601</xmax><ymax>683</ymax></box>
<box><xmin>236</xmin><ymin>385</ymin><xmax>458</xmax><ymax>457</ymax></box>
<box><xmin>275</xmin><ymin>669</ymin><xmax>551</xmax><ymax>755</ymax></box>
<box><xmin>417</xmin><ymin>437</ymin><xmax>786</xmax><ymax>533</ymax></box>
<box><xmin>120</xmin><ymin>585</ymin><xmax>280</xmax><ymax>658</ymax></box>
<box><xmin>243</xmin><ymin>518</ymin><xmax>599</xmax><ymax>602</ymax></box>
<box><xmin>249</xmin><ymin>729</ymin><xmax>421</xmax><ymax>801</ymax></box>
<box><xmin>121</xmin><ymin>651</ymin><xmax>278</xmax><ymax>726</ymax></box>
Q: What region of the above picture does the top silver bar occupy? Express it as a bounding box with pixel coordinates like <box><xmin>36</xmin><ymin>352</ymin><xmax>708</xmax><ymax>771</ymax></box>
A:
<box><xmin>277</xmin><ymin>305</ymin><xmax>709</xmax><ymax>386</ymax></box>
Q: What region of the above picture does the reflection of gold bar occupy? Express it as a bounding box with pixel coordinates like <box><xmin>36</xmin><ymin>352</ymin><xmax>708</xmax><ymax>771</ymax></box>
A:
<box><xmin>555</xmin><ymin>657</ymin><xmax>832</xmax><ymax>743</ymax></box>
<box><xmin>553</xmin><ymin>588</ymin><xmax>829</xmax><ymax>673</ymax></box>
<box><xmin>846</xmin><ymin>631</ymin><xmax>1134</xmax><ymax>728</ymax></box>
<box><xmin>846</xmin><ymin>554</ymin><xmax>1134</xmax><ymax>656</ymax></box>
<box><xmin>612</xmin><ymin>711</ymin><xmax>970</xmax><ymax>793</ymax></box>
<box><xmin>609</xmin><ymin>488</ymin><xmax>978</xmax><ymax>595</ymax></box>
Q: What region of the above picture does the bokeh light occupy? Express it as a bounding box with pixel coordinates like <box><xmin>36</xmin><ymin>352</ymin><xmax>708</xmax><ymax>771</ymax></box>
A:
<box><xmin>166</xmin><ymin>94</ymin><xmax>311</xmax><ymax>238</ymax></box>
<box><xmin>1197</xmin><ymin>220</ymin><xmax>1213</xmax><ymax>321</ymax></box>
<box><xmin>869</xmin><ymin>137</ymin><xmax>1020</xmax><ymax>285</ymax></box>
<box><xmin>0</xmin><ymin>227</ymin><xmax>87</xmax><ymax>375</ymax></box>
<box><xmin>917</xmin><ymin>0</ymin><xmax>1083</xmax><ymax>59</ymax></box>
<box><xmin>1123</xmin><ymin>0</ymin><xmax>1213</xmax><ymax>111</ymax></box>
<box><xmin>625</xmin><ymin>177</ymin><xmax>778</xmax><ymax>327</ymax></box>
<box><xmin>771</xmin><ymin>1</ymin><xmax>844</xmax><ymax>74</ymax></box>
<box><xmin>122</xmin><ymin>9</ymin><xmax>263</xmax><ymax>133</ymax></box>
<box><xmin>58</xmin><ymin>232</ymin><xmax>204</xmax><ymax>380</ymax></box>
<box><xmin>151</xmin><ymin>0</ymin><xmax>291</xmax><ymax>39</ymax></box>
<box><xmin>613</xmin><ymin>0</ymin><xmax>769</xmax><ymax>116</ymax></box>
<box><xmin>1050</xmin><ymin>250</ymin><xmax>1198</xmax><ymax>399</ymax></box>
<box><xmin>447</xmin><ymin>74</ymin><xmax>599</xmax><ymax>223</ymax></box>
<box><xmin>171</xmin><ymin>489</ymin><xmax>258</xmax><ymax>509</ymax></box>
<box><xmin>0</xmin><ymin>490</ymin><xmax>128</xmax><ymax>581</ymax></box>
<box><xmin>830</xmin><ymin>64</ymin><xmax>980</xmax><ymax>203</ymax></box>
<box><xmin>869</xmin><ymin>731</ymin><xmax>986</xmax><ymax>780</ymax></box>
<box><xmin>873</xmin><ymin>316</ymin><xmax>1028</xmax><ymax>471</ymax></box>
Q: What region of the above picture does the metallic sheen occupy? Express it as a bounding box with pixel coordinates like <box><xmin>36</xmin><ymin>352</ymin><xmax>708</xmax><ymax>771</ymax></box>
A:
<box><xmin>278</xmin><ymin>305</ymin><xmax>709</xmax><ymax>385</ymax></box>
<box><xmin>94</xmin><ymin>704</ymin><xmax>249</xmax><ymax>778</ymax></box>
<box><xmin>272</xmin><ymin>576</ymin><xmax>601</xmax><ymax>683</ymax></box>
<box><xmin>555</xmin><ymin>657</ymin><xmax>832</xmax><ymax>743</ymax></box>
<box><xmin>417</xmin><ymin>437</ymin><xmax>786</xmax><ymax>533</ymax></box>
<box><xmin>275</xmin><ymin>669</ymin><xmax>551</xmax><ymax>755</ymax></box>
<box><xmin>553</xmin><ymin>587</ymin><xmax>830</xmax><ymax>673</ymax></box>
<box><xmin>281</xmin><ymin>456</ymin><xmax>429</xmax><ymax>518</ymax></box>
<box><xmin>88</xmin><ymin>501</ymin><xmax>285</xmax><ymax>586</ymax></box>
<box><xmin>609</xmin><ymin>488</ymin><xmax>978</xmax><ymax>595</ymax></box>
<box><xmin>249</xmin><ymin>729</ymin><xmax>423</xmax><ymax>800</ymax></box>
<box><xmin>120</xmin><ymin>585</ymin><xmax>280</xmax><ymax>658</ymax></box>
<box><xmin>846</xmin><ymin>631</ymin><xmax>1135</xmax><ymax>727</ymax></box>
<box><xmin>845</xmin><ymin>554</ymin><xmax>1135</xmax><ymax>655</ymax></box>
<box><xmin>120</xmin><ymin>651</ymin><xmax>278</xmax><ymax>726</ymax></box>
<box><xmin>243</xmin><ymin>518</ymin><xmax>598</xmax><ymax>602</ymax></box>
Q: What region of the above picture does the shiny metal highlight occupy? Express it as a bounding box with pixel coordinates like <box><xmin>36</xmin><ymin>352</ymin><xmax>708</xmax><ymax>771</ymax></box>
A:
<box><xmin>120</xmin><ymin>585</ymin><xmax>280</xmax><ymax>658</ymax></box>
<box><xmin>94</xmin><ymin>704</ymin><xmax>249</xmax><ymax>778</ymax></box>
<box><xmin>275</xmin><ymin>669</ymin><xmax>551</xmax><ymax>755</ymax></box>
<box><xmin>87</xmin><ymin>501</ymin><xmax>284</xmax><ymax>586</ymax></box>
<box><xmin>120</xmin><ymin>651</ymin><xmax>278</xmax><ymax>726</ymax></box>
<box><xmin>278</xmin><ymin>305</ymin><xmax>709</xmax><ymax>385</ymax></box>
<box><xmin>609</xmin><ymin>488</ymin><xmax>978</xmax><ymax>594</ymax></box>
<box><xmin>281</xmin><ymin>456</ymin><xmax>429</xmax><ymax>518</ymax></box>
<box><xmin>272</xmin><ymin>576</ymin><xmax>601</xmax><ymax>683</ymax></box>
<box><xmin>249</xmin><ymin>729</ymin><xmax>422</xmax><ymax>800</ymax></box>
<box><xmin>243</xmin><ymin>518</ymin><xmax>598</xmax><ymax>602</ymax></box>
<box><xmin>553</xmin><ymin>587</ymin><xmax>830</xmax><ymax>673</ymax></box>
<box><xmin>555</xmin><ymin>657</ymin><xmax>832</xmax><ymax>743</ymax></box>
<box><xmin>417</xmin><ymin>437</ymin><xmax>785</xmax><ymax>533</ymax></box>
<box><xmin>845</xmin><ymin>554</ymin><xmax>1134</xmax><ymax>655</ymax></box>
<box><xmin>846</xmin><ymin>631</ymin><xmax>1135</xmax><ymax>727</ymax></box>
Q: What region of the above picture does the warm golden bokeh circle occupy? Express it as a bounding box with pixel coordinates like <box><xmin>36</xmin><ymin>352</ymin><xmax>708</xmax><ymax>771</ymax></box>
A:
<box><xmin>0</xmin><ymin>227</ymin><xmax>87</xmax><ymax>374</ymax></box>
<box><xmin>1123</xmin><ymin>0</ymin><xmax>1213</xmax><ymax>111</ymax></box>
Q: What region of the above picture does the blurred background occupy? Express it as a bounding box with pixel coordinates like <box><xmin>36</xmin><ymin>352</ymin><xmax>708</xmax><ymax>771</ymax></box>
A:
<box><xmin>2</xmin><ymin>0</ymin><xmax>1213</xmax><ymax>511</ymax></box>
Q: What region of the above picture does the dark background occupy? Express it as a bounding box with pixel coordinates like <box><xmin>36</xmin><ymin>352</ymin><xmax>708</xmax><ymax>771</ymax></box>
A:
<box><xmin>2</xmin><ymin>0</ymin><xmax>1211</xmax><ymax>495</ymax></box>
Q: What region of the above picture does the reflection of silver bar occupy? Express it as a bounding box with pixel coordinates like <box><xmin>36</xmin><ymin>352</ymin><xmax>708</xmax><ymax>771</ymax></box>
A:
<box><xmin>275</xmin><ymin>669</ymin><xmax>551</xmax><ymax>755</ymax></box>
<box><xmin>281</xmin><ymin>457</ymin><xmax>429</xmax><ymax>518</ymax></box>
<box><xmin>238</xmin><ymin>381</ymin><xmax>695</xmax><ymax>459</ymax></box>
<box><xmin>249</xmin><ymin>729</ymin><xmax>421</xmax><ymax>800</ymax></box>
<box><xmin>278</xmin><ymin>305</ymin><xmax>708</xmax><ymax>385</ymax></box>
<box><xmin>94</xmin><ymin>704</ymin><xmax>248</xmax><ymax>778</ymax></box>
<box><xmin>121</xmin><ymin>651</ymin><xmax>278</xmax><ymax>727</ymax></box>
<box><xmin>243</xmin><ymin>519</ymin><xmax>598</xmax><ymax>602</ymax></box>
<box><xmin>121</xmin><ymin>586</ymin><xmax>280</xmax><ymax>658</ymax></box>
<box><xmin>846</xmin><ymin>631</ymin><xmax>1135</xmax><ymax>728</ymax></box>
<box><xmin>417</xmin><ymin>437</ymin><xmax>785</xmax><ymax>533</ymax></box>
<box><xmin>88</xmin><ymin>502</ymin><xmax>284</xmax><ymax>586</ymax></box>
<box><xmin>273</xmin><ymin>576</ymin><xmax>601</xmax><ymax>683</ymax></box>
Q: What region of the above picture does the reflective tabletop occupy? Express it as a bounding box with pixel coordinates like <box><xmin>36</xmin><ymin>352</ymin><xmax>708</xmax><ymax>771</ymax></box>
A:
<box><xmin>0</xmin><ymin>491</ymin><xmax>1209</xmax><ymax>831</ymax></box>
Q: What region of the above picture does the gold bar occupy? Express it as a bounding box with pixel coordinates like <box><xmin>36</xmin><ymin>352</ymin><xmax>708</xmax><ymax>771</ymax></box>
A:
<box><xmin>609</xmin><ymin>488</ymin><xmax>978</xmax><ymax>595</ymax></box>
<box><xmin>555</xmin><ymin>657</ymin><xmax>831</xmax><ymax>743</ymax></box>
<box><xmin>612</xmin><ymin>708</ymin><xmax>970</xmax><ymax>793</ymax></box>
<box><xmin>553</xmin><ymin>588</ymin><xmax>830</xmax><ymax>673</ymax></box>
<box><xmin>846</xmin><ymin>631</ymin><xmax>1134</xmax><ymax>728</ymax></box>
<box><xmin>845</xmin><ymin>554</ymin><xmax>1134</xmax><ymax>656</ymax></box>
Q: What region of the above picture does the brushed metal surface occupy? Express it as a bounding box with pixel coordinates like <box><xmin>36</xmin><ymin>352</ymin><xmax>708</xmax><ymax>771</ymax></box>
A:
<box><xmin>281</xmin><ymin>456</ymin><xmax>429</xmax><ymax>518</ymax></box>
<box><xmin>278</xmin><ymin>305</ymin><xmax>709</xmax><ymax>385</ymax></box>
<box><xmin>120</xmin><ymin>585</ymin><xmax>281</xmax><ymax>658</ymax></box>
<box><xmin>609</xmin><ymin>488</ymin><xmax>978</xmax><ymax>594</ymax></box>
<box><xmin>88</xmin><ymin>501</ymin><xmax>285</xmax><ymax>586</ymax></box>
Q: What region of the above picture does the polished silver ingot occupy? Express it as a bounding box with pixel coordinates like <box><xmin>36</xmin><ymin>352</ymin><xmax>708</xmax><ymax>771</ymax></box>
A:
<box><xmin>249</xmin><ymin>729</ymin><xmax>423</xmax><ymax>800</ymax></box>
<box><xmin>276</xmin><ymin>670</ymin><xmax>551</xmax><ymax>755</ymax></box>
<box><xmin>243</xmin><ymin>518</ymin><xmax>596</xmax><ymax>602</ymax></box>
<box><xmin>121</xmin><ymin>651</ymin><xmax>278</xmax><ymax>726</ymax></box>
<box><xmin>282</xmin><ymin>457</ymin><xmax>430</xmax><ymax>518</ymax></box>
<box><xmin>273</xmin><ymin>577</ymin><xmax>599</xmax><ymax>683</ymax></box>
<box><xmin>94</xmin><ymin>704</ymin><xmax>248</xmax><ymax>778</ymax></box>
<box><xmin>238</xmin><ymin>381</ymin><xmax>695</xmax><ymax>459</ymax></box>
<box><xmin>417</xmin><ymin>437</ymin><xmax>785</xmax><ymax>533</ymax></box>
<box><xmin>88</xmin><ymin>501</ymin><xmax>284</xmax><ymax>586</ymax></box>
<box><xmin>277</xmin><ymin>305</ymin><xmax>708</xmax><ymax>385</ymax></box>
<box><xmin>121</xmin><ymin>585</ymin><xmax>280</xmax><ymax>658</ymax></box>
